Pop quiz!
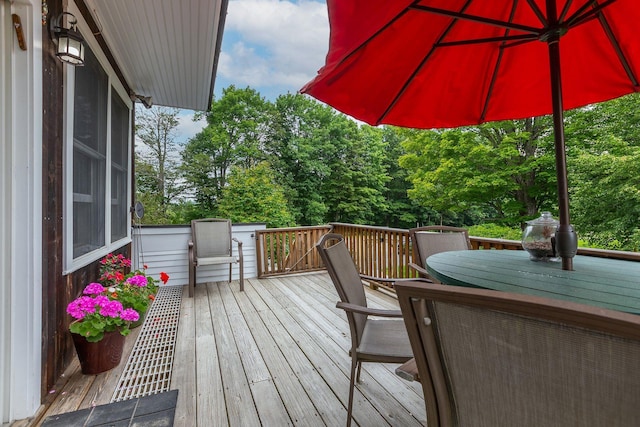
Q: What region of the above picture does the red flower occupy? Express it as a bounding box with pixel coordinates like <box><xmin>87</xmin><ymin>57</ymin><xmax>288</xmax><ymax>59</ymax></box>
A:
<box><xmin>149</xmin><ymin>294</ymin><xmax>156</xmax><ymax>301</ymax></box>
<box><xmin>143</xmin><ymin>264</ymin><xmax>149</xmax><ymax>270</ymax></box>
<box><xmin>160</xmin><ymin>272</ymin><xmax>169</xmax><ymax>284</ymax></box>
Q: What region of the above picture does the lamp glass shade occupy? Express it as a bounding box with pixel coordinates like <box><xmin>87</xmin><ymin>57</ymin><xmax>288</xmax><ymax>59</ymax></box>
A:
<box><xmin>55</xmin><ymin>28</ymin><xmax>85</xmax><ymax>66</ymax></box>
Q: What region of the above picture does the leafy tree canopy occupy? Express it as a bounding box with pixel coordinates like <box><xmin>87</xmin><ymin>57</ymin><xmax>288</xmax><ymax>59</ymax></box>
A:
<box><xmin>217</xmin><ymin>162</ymin><xmax>295</xmax><ymax>228</ymax></box>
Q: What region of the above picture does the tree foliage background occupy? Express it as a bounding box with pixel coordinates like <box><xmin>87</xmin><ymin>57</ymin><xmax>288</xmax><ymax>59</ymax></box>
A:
<box><xmin>135</xmin><ymin>87</ymin><xmax>640</xmax><ymax>251</ymax></box>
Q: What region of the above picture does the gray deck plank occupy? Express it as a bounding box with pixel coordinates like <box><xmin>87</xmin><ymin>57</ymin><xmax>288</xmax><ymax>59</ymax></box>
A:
<box><xmin>268</xmin><ymin>276</ymin><xmax>423</xmax><ymax>426</ymax></box>
<box><xmin>207</xmin><ymin>282</ymin><xmax>261</xmax><ymax>427</ymax></box>
<box><xmin>171</xmin><ymin>285</ymin><xmax>196</xmax><ymax>427</ymax></box>
<box><xmin>194</xmin><ymin>283</ymin><xmax>228</xmax><ymax>426</ymax></box>
<box><xmin>28</xmin><ymin>273</ymin><xmax>426</xmax><ymax>427</ymax></box>
<box><xmin>219</xmin><ymin>281</ymin><xmax>296</xmax><ymax>426</ymax></box>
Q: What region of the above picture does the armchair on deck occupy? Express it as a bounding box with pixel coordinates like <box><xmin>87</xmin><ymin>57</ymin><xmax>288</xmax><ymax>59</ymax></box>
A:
<box><xmin>315</xmin><ymin>233</ymin><xmax>429</xmax><ymax>427</ymax></box>
<box><xmin>409</xmin><ymin>225</ymin><xmax>471</xmax><ymax>281</ymax></box>
<box><xmin>188</xmin><ymin>218</ymin><xmax>244</xmax><ymax>297</ymax></box>
<box><xmin>395</xmin><ymin>281</ymin><xmax>640</xmax><ymax>427</ymax></box>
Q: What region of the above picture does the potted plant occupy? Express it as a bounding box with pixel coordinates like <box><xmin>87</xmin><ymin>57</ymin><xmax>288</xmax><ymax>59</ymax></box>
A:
<box><xmin>67</xmin><ymin>282</ymin><xmax>140</xmax><ymax>374</ymax></box>
<box><xmin>99</xmin><ymin>254</ymin><xmax>169</xmax><ymax>327</ymax></box>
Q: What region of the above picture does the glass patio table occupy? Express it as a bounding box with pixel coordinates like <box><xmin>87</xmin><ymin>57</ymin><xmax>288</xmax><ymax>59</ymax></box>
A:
<box><xmin>425</xmin><ymin>249</ymin><xmax>640</xmax><ymax>315</ymax></box>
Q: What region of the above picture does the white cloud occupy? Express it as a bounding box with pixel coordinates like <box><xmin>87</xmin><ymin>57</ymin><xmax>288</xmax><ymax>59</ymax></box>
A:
<box><xmin>175</xmin><ymin>111</ymin><xmax>207</xmax><ymax>144</ymax></box>
<box><xmin>219</xmin><ymin>0</ymin><xmax>329</xmax><ymax>93</ymax></box>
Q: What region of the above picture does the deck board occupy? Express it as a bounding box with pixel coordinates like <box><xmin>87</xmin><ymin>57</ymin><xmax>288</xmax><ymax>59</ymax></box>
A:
<box><xmin>23</xmin><ymin>272</ymin><xmax>426</xmax><ymax>426</ymax></box>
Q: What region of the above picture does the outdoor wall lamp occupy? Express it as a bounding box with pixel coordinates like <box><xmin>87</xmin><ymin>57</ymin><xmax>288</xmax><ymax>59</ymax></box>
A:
<box><xmin>50</xmin><ymin>12</ymin><xmax>85</xmax><ymax>66</ymax></box>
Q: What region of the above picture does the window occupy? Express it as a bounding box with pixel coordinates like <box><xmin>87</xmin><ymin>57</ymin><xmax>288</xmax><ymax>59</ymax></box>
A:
<box><xmin>110</xmin><ymin>90</ymin><xmax>129</xmax><ymax>242</ymax></box>
<box><xmin>66</xmin><ymin>38</ymin><xmax>132</xmax><ymax>270</ymax></box>
<box><xmin>73</xmin><ymin>47</ymin><xmax>108</xmax><ymax>258</ymax></box>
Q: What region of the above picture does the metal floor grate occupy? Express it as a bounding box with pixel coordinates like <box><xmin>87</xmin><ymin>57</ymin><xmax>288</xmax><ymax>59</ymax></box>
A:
<box><xmin>111</xmin><ymin>286</ymin><xmax>183</xmax><ymax>402</ymax></box>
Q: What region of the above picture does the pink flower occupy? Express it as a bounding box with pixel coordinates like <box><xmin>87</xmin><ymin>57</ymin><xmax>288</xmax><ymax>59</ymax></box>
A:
<box><xmin>126</xmin><ymin>274</ymin><xmax>148</xmax><ymax>287</ymax></box>
<box><xmin>83</xmin><ymin>283</ymin><xmax>105</xmax><ymax>295</ymax></box>
<box><xmin>78</xmin><ymin>296</ymin><xmax>97</xmax><ymax>314</ymax></box>
<box><xmin>94</xmin><ymin>295</ymin><xmax>109</xmax><ymax>307</ymax></box>
<box><xmin>66</xmin><ymin>300</ymin><xmax>86</xmax><ymax>319</ymax></box>
<box><xmin>99</xmin><ymin>300</ymin><xmax>123</xmax><ymax>318</ymax></box>
<box><xmin>121</xmin><ymin>308</ymin><xmax>140</xmax><ymax>322</ymax></box>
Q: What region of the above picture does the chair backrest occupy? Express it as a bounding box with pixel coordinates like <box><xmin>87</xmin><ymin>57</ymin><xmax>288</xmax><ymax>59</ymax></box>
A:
<box><xmin>191</xmin><ymin>218</ymin><xmax>232</xmax><ymax>258</ymax></box>
<box><xmin>409</xmin><ymin>226</ymin><xmax>471</xmax><ymax>268</ymax></box>
<box><xmin>396</xmin><ymin>281</ymin><xmax>640</xmax><ymax>427</ymax></box>
<box><xmin>316</xmin><ymin>233</ymin><xmax>368</xmax><ymax>343</ymax></box>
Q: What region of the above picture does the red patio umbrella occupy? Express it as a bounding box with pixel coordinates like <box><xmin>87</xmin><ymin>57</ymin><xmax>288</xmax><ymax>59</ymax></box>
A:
<box><xmin>301</xmin><ymin>0</ymin><xmax>640</xmax><ymax>270</ymax></box>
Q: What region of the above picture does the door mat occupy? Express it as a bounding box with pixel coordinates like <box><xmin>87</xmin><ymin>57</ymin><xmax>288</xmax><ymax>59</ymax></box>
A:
<box><xmin>41</xmin><ymin>389</ymin><xmax>178</xmax><ymax>427</ymax></box>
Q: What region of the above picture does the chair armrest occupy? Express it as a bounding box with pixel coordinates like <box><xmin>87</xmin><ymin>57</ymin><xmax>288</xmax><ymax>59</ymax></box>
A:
<box><xmin>408</xmin><ymin>263</ymin><xmax>431</xmax><ymax>278</ymax></box>
<box><xmin>360</xmin><ymin>274</ymin><xmax>398</xmax><ymax>283</ymax></box>
<box><xmin>188</xmin><ymin>240</ymin><xmax>195</xmax><ymax>265</ymax></box>
<box><xmin>360</xmin><ymin>274</ymin><xmax>432</xmax><ymax>284</ymax></box>
<box><xmin>336</xmin><ymin>302</ymin><xmax>402</xmax><ymax>317</ymax></box>
<box><xmin>232</xmin><ymin>237</ymin><xmax>243</xmax><ymax>260</ymax></box>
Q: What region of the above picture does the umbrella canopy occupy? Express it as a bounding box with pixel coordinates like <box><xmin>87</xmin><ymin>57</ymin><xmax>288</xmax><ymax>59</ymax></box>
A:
<box><xmin>301</xmin><ymin>0</ymin><xmax>640</xmax><ymax>270</ymax></box>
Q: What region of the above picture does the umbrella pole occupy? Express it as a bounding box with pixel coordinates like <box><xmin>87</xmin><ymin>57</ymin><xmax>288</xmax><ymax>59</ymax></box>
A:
<box><xmin>547</xmin><ymin>1</ymin><xmax>577</xmax><ymax>271</ymax></box>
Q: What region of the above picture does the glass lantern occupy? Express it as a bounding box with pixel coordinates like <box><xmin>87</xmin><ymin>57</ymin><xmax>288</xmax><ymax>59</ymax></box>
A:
<box><xmin>522</xmin><ymin>212</ymin><xmax>560</xmax><ymax>261</ymax></box>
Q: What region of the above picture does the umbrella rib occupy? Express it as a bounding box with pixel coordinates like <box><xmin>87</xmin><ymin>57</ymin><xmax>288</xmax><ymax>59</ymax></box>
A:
<box><xmin>480</xmin><ymin>0</ymin><xmax>522</xmax><ymax>122</ymax></box>
<box><xmin>558</xmin><ymin>0</ymin><xmax>574</xmax><ymax>22</ymax></box>
<box><xmin>525</xmin><ymin>0</ymin><xmax>549</xmax><ymax>27</ymax></box>
<box><xmin>376</xmin><ymin>0</ymin><xmax>476</xmax><ymax>125</ymax></box>
<box><xmin>410</xmin><ymin>4</ymin><xmax>541</xmax><ymax>35</ymax></box>
<box><xmin>593</xmin><ymin>4</ymin><xmax>639</xmax><ymax>87</ymax></box>
<box><xmin>317</xmin><ymin>4</ymin><xmax>414</xmax><ymax>88</ymax></box>
<box><xmin>565</xmin><ymin>0</ymin><xmax>617</xmax><ymax>27</ymax></box>
<box><xmin>436</xmin><ymin>34</ymin><xmax>536</xmax><ymax>48</ymax></box>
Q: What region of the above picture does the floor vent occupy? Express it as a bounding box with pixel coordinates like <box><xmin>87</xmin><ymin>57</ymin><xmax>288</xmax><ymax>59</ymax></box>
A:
<box><xmin>111</xmin><ymin>285</ymin><xmax>183</xmax><ymax>402</ymax></box>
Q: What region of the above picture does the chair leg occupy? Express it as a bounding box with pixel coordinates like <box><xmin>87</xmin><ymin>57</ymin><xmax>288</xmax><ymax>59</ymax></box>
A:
<box><xmin>239</xmin><ymin>260</ymin><xmax>244</xmax><ymax>292</ymax></box>
<box><xmin>356</xmin><ymin>361</ymin><xmax>362</xmax><ymax>382</ymax></box>
<box><xmin>189</xmin><ymin>264</ymin><xmax>195</xmax><ymax>298</ymax></box>
<box><xmin>347</xmin><ymin>357</ymin><xmax>358</xmax><ymax>427</ymax></box>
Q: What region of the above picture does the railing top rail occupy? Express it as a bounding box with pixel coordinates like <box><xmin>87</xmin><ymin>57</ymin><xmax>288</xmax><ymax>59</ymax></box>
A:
<box><xmin>255</xmin><ymin>225</ymin><xmax>333</xmax><ymax>234</ymax></box>
<box><xmin>330</xmin><ymin>222</ymin><xmax>409</xmax><ymax>234</ymax></box>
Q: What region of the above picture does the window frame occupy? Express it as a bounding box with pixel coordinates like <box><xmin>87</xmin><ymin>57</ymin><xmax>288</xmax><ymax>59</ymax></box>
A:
<box><xmin>63</xmin><ymin>2</ymin><xmax>133</xmax><ymax>273</ymax></box>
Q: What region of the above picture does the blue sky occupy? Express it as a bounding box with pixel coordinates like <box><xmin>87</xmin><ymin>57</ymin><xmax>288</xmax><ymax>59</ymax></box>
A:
<box><xmin>174</xmin><ymin>0</ymin><xmax>329</xmax><ymax>143</ymax></box>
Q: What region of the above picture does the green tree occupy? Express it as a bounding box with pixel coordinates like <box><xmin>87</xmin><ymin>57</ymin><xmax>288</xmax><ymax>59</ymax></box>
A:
<box><xmin>181</xmin><ymin>86</ymin><xmax>271</xmax><ymax>213</ymax></box>
<box><xmin>267</xmin><ymin>94</ymin><xmax>332</xmax><ymax>225</ymax></box>
<box><xmin>374</xmin><ymin>126</ymin><xmax>428</xmax><ymax>228</ymax></box>
<box><xmin>570</xmin><ymin>139</ymin><xmax>640</xmax><ymax>250</ymax></box>
<box><xmin>135</xmin><ymin>106</ymin><xmax>182</xmax><ymax>223</ymax></box>
<box><xmin>217</xmin><ymin>162</ymin><xmax>295</xmax><ymax>228</ymax></box>
<box><xmin>267</xmin><ymin>94</ymin><xmax>390</xmax><ymax>225</ymax></box>
<box><xmin>399</xmin><ymin>118</ymin><xmax>556</xmax><ymax>227</ymax></box>
<box><xmin>320</xmin><ymin>116</ymin><xmax>389</xmax><ymax>224</ymax></box>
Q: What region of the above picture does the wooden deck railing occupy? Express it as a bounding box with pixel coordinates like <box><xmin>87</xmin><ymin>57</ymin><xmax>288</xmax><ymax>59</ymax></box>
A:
<box><xmin>255</xmin><ymin>225</ymin><xmax>332</xmax><ymax>277</ymax></box>
<box><xmin>255</xmin><ymin>222</ymin><xmax>640</xmax><ymax>278</ymax></box>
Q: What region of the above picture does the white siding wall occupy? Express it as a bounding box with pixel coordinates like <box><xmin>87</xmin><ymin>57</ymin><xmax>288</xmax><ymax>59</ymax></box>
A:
<box><xmin>2</xmin><ymin>0</ymin><xmax>42</xmax><ymax>422</ymax></box>
<box><xmin>132</xmin><ymin>223</ymin><xmax>266</xmax><ymax>286</ymax></box>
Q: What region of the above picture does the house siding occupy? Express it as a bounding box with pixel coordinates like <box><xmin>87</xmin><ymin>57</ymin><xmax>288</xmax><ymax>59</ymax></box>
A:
<box><xmin>40</xmin><ymin>0</ymin><xmax>133</xmax><ymax>403</ymax></box>
<box><xmin>132</xmin><ymin>223</ymin><xmax>265</xmax><ymax>285</ymax></box>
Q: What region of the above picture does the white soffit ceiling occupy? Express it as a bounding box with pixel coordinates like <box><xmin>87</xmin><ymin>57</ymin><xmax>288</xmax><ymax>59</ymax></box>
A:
<box><xmin>83</xmin><ymin>0</ymin><xmax>226</xmax><ymax>111</ymax></box>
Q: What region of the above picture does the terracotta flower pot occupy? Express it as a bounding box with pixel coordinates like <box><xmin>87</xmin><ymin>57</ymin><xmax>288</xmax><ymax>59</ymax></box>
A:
<box><xmin>71</xmin><ymin>329</ymin><xmax>125</xmax><ymax>374</ymax></box>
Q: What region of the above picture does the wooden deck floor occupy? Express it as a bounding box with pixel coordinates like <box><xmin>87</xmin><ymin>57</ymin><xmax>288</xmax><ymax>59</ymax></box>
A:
<box><xmin>21</xmin><ymin>273</ymin><xmax>426</xmax><ymax>426</ymax></box>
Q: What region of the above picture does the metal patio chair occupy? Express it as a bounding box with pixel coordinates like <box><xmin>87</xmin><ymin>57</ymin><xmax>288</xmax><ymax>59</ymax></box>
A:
<box><xmin>316</xmin><ymin>233</ymin><xmax>427</xmax><ymax>427</ymax></box>
<box><xmin>396</xmin><ymin>281</ymin><xmax>640</xmax><ymax>427</ymax></box>
<box><xmin>188</xmin><ymin>218</ymin><xmax>244</xmax><ymax>297</ymax></box>
<box><xmin>409</xmin><ymin>225</ymin><xmax>471</xmax><ymax>281</ymax></box>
